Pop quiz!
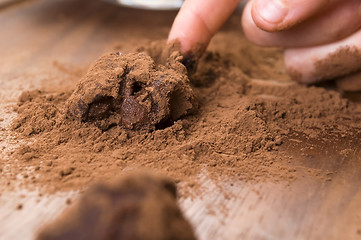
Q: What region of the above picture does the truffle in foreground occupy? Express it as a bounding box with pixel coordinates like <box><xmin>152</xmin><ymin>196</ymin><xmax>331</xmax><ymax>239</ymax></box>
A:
<box><xmin>36</xmin><ymin>172</ymin><xmax>197</xmax><ymax>240</ymax></box>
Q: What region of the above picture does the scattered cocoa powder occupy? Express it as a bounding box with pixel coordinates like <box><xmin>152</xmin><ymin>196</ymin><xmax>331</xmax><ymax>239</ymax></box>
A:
<box><xmin>16</xmin><ymin>203</ymin><xmax>23</xmax><ymax>210</ymax></box>
<box><xmin>314</xmin><ymin>46</ymin><xmax>361</xmax><ymax>81</ymax></box>
<box><xmin>36</xmin><ymin>172</ymin><xmax>196</xmax><ymax>240</ymax></box>
<box><xmin>3</xmin><ymin>39</ymin><xmax>361</xmax><ymax>195</ymax></box>
<box><xmin>139</xmin><ymin>40</ymin><xmax>205</xmax><ymax>74</ymax></box>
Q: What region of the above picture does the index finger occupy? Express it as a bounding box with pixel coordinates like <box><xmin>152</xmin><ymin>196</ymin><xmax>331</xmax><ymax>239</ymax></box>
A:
<box><xmin>168</xmin><ymin>0</ymin><xmax>240</xmax><ymax>53</ymax></box>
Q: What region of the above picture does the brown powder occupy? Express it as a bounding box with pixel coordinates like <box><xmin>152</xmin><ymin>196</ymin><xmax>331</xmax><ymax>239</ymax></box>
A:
<box><xmin>287</xmin><ymin>68</ymin><xmax>303</xmax><ymax>83</ymax></box>
<box><xmin>139</xmin><ymin>40</ymin><xmax>205</xmax><ymax>74</ymax></box>
<box><xmin>314</xmin><ymin>46</ymin><xmax>361</xmax><ymax>81</ymax></box>
<box><xmin>16</xmin><ymin>203</ymin><xmax>23</xmax><ymax>210</ymax></box>
<box><xmin>36</xmin><ymin>171</ymin><xmax>196</xmax><ymax>240</ymax></box>
<box><xmin>3</xmin><ymin>40</ymin><xmax>361</xmax><ymax>195</ymax></box>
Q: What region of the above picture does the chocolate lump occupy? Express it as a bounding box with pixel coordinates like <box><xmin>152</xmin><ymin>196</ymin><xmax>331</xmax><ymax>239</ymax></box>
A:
<box><xmin>66</xmin><ymin>52</ymin><xmax>197</xmax><ymax>130</ymax></box>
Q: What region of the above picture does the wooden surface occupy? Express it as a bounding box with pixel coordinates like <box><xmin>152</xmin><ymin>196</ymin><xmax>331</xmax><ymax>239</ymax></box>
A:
<box><xmin>0</xmin><ymin>0</ymin><xmax>361</xmax><ymax>239</ymax></box>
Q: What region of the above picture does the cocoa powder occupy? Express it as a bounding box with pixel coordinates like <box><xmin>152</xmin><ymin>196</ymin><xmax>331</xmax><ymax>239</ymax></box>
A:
<box><xmin>314</xmin><ymin>46</ymin><xmax>361</xmax><ymax>81</ymax></box>
<box><xmin>3</xmin><ymin>40</ymin><xmax>361</xmax><ymax>195</ymax></box>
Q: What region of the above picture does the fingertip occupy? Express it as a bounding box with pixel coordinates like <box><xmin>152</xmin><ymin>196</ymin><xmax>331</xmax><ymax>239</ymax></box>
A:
<box><xmin>336</xmin><ymin>73</ymin><xmax>361</xmax><ymax>92</ymax></box>
<box><xmin>284</xmin><ymin>49</ymin><xmax>316</xmax><ymax>84</ymax></box>
<box><xmin>168</xmin><ymin>0</ymin><xmax>240</xmax><ymax>54</ymax></box>
<box><xmin>241</xmin><ymin>2</ymin><xmax>267</xmax><ymax>46</ymax></box>
<box><xmin>167</xmin><ymin>6</ymin><xmax>212</xmax><ymax>54</ymax></box>
<box><xmin>167</xmin><ymin>33</ymin><xmax>194</xmax><ymax>54</ymax></box>
<box><xmin>251</xmin><ymin>0</ymin><xmax>288</xmax><ymax>32</ymax></box>
<box><xmin>251</xmin><ymin>0</ymin><xmax>332</xmax><ymax>33</ymax></box>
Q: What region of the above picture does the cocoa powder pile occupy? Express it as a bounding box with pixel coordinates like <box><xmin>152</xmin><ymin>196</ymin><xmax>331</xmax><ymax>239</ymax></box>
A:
<box><xmin>3</xmin><ymin>40</ymin><xmax>361</xmax><ymax>194</ymax></box>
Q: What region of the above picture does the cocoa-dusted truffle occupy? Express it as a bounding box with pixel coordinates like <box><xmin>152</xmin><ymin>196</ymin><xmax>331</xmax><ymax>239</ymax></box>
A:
<box><xmin>36</xmin><ymin>172</ymin><xmax>197</xmax><ymax>240</ymax></box>
<box><xmin>66</xmin><ymin>52</ymin><xmax>197</xmax><ymax>130</ymax></box>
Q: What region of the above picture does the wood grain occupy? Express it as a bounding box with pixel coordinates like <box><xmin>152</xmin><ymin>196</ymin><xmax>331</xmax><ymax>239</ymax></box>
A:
<box><xmin>0</xmin><ymin>0</ymin><xmax>360</xmax><ymax>239</ymax></box>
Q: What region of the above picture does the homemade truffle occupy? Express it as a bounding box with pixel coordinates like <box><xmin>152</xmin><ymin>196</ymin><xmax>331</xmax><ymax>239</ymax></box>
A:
<box><xmin>36</xmin><ymin>172</ymin><xmax>197</xmax><ymax>240</ymax></box>
<box><xmin>66</xmin><ymin>52</ymin><xmax>197</xmax><ymax>130</ymax></box>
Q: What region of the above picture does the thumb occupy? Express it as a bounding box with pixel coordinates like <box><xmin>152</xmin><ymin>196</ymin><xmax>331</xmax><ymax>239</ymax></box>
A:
<box><xmin>251</xmin><ymin>0</ymin><xmax>338</xmax><ymax>32</ymax></box>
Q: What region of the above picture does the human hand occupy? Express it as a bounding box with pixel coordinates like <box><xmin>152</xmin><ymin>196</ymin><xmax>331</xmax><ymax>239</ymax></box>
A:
<box><xmin>168</xmin><ymin>0</ymin><xmax>240</xmax><ymax>57</ymax></box>
<box><xmin>242</xmin><ymin>0</ymin><xmax>361</xmax><ymax>91</ymax></box>
<box><xmin>168</xmin><ymin>0</ymin><xmax>361</xmax><ymax>91</ymax></box>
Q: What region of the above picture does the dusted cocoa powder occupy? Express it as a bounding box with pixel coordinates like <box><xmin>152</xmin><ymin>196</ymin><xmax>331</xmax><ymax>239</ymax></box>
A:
<box><xmin>36</xmin><ymin>172</ymin><xmax>196</xmax><ymax>240</ymax></box>
<box><xmin>314</xmin><ymin>46</ymin><xmax>361</xmax><ymax>82</ymax></box>
<box><xmin>4</xmin><ymin>39</ymin><xmax>361</xmax><ymax>195</ymax></box>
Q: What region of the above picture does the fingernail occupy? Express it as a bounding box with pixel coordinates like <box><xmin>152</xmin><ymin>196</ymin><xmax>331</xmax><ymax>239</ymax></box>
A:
<box><xmin>255</xmin><ymin>0</ymin><xmax>287</xmax><ymax>24</ymax></box>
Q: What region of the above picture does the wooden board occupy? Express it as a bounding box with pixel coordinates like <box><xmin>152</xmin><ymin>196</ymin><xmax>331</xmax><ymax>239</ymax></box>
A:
<box><xmin>0</xmin><ymin>0</ymin><xmax>360</xmax><ymax>239</ymax></box>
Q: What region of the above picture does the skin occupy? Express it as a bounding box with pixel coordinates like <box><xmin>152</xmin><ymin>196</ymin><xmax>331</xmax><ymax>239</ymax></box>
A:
<box><xmin>168</xmin><ymin>0</ymin><xmax>361</xmax><ymax>91</ymax></box>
